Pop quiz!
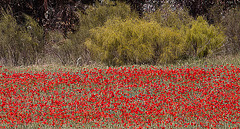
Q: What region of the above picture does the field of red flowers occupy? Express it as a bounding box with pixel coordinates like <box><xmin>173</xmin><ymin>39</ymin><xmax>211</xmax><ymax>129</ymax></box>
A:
<box><xmin>0</xmin><ymin>65</ymin><xmax>240</xmax><ymax>128</ymax></box>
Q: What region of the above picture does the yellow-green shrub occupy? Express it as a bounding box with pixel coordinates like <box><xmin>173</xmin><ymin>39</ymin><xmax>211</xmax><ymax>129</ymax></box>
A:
<box><xmin>0</xmin><ymin>10</ymin><xmax>44</xmax><ymax>66</ymax></box>
<box><xmin>23</xmin><ymin>14</ymin><xmax>45</xmax><ymax>60</ymax></box>
<box><xmin>67</xmin><ymin>0</ymin><xmax>138</xmax><ymax>65</ymax></box>
<box><xmin>85</xmin><ymin>18</ymin><xmax>186</xmax><ymax>65</ymax></box>
<box><xmin>158</xmin><ymin>28</ymin><xmax>186</xmax><ymax>64</ymax></box>
<box><xmin>185</xmin><ymin>16</ymin><xmax>226</xmax><ymax>58</ymax></box>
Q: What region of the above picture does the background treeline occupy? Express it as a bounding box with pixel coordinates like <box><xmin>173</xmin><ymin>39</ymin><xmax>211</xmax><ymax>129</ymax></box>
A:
<box><xmin>0</xmin><ymin>0</ymin><xmax>240</xmax><ymax>66</ymax></box>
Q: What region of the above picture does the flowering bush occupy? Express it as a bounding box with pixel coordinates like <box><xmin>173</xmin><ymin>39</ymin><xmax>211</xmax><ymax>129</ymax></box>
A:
<box><xmin>0</xmin><ymin>65</ymin><xmax>239</xmax><ymax>128</ymax></box>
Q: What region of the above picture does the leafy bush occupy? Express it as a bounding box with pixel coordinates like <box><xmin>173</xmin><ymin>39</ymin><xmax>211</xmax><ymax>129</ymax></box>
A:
<box><xmin>85</xmin><ymin>18</ymin><xmax>186</xmax><ymax>66</ymax></box>
<box><xmin>45</xmin><ymin>30</ymin><xmax>90</xmax><ymax>66</ymax></box>
<box><xmin>147</xmin><ymin>4</ymin><xmax>193</xmax><ymax>29</ymax></box>
<box><xmin>74</xmin><ymin>0</ymin><xmax>137</xmax><ymax>37</ymax></box>
<box><xmin>0</xmin><ymin>10</ymin><xmax>44</xmax><ymax>66</ymax></box>
<box><xmin>185</xmin><ymin>16</ymin><xmax>226</xmax><ymax>58</ymax></box>
<box><xmin>67</xmin><ymin>0</ymin><xmax>138</xmax><ymax>65</ymax></box>
<box><xmin>86</xmin><ymin>18</ymin><xmax>155</xmax><ymax>65</ymax></box>
<box><xmin>78</xmin><ymin>0</ymin><xmax>138</xmax><ymax>28</ymax></box>
<box><xmin>207</xmin><ymin>3</ymin><xmax>225</xmax><ymax>25</ymax></box>
<box><xmin>45</xmin><ymin>31</ymin><xmax>72</xmax><ymax>65</ymax></box>
<box><xmin>221</xmin><ymin>8</ymin><xmax>240</xmax><ymax>54</ymax></box>
<box><xmin>24</xmin><ymin>14</ymin><xmax>45</xmax><ymax>62</ymax></box>
<box><xmin>158</xmin><ymin>28</ymin><xmax>186</xmax><ymax>64</ymax></box>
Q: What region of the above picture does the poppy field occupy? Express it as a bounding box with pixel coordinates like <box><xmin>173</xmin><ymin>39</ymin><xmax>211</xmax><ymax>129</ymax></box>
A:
<box><xmin>0</xmin><ymin>65</ymin><xmax>240</xmax><ymax>128</ymax></box>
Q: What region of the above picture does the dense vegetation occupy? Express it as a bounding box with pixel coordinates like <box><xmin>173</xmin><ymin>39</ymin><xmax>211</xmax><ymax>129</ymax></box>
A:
<box><xmin>1</xmin><ymin>1</ymin><xmax>240</xmax><ymax>128</ymax></box>
<box><xmin>0</xmin><ymin>0</ymin><xmax>240</xmax><ymax>66</ymax></box>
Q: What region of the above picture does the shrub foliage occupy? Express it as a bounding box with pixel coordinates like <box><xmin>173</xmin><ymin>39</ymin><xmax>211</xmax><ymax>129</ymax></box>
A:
<box><xmin>221</xmin><ymin>8</ymin><xmax>240</xmax><ymax>54</ymax></box>
<box><xmin>148</xmin><ymin>4</ymin><xmax>193</xmax><ymax>29</ymax></box>
<box><xmin>67</xmin><ymin>0</ymin><xmax>137</xmax><ymax>65</ymax></box>
<box><xmin>185</xmin><ymin>16</ymin><xmax>226</xmax><ymax>58</ymax></box>
<box><xmin>86</xmin><ymin>15</ymin><xmax>226</xmax><ymax>66</ymax></box>
<box><xmin>0</xmin><ymin>1</ymin><xmax>231</xmax><ymax>66</ymax></box>
<box><xmin>0</xmin><ymin>10</ymin><xmax>44</xmax><ymax>66</ymax></box>
<box><xmin>85</xmin><ymin>18</ymin><xmax>186</xmax><ymax>65</ymax></box>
